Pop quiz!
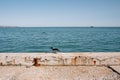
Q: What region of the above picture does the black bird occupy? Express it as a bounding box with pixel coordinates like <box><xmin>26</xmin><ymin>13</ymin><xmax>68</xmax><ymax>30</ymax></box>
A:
<box><xmin>50</xmin><ymin>47</ymin><xmax>59</xmax><ymax>53</ymax></box>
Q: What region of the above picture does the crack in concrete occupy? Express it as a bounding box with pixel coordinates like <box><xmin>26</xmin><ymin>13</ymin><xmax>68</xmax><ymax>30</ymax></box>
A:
<box><xmin>105</xmin><ymin>66</ymin><xmax>120</xmax><ymax>76</ymax></box>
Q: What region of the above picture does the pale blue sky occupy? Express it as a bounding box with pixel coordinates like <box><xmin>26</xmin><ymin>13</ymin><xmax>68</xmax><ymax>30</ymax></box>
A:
<box><xmin>0</xmin><ymin>0</ymin><xmax>120</xmax><ymax>27</ymax></box>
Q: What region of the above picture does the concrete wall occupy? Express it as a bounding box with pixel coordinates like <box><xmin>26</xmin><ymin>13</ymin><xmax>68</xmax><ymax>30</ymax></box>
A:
<box><xmin>0</xmin><ymin>53</ymin><xmax>120</xmax><ymax>66</ymax></box>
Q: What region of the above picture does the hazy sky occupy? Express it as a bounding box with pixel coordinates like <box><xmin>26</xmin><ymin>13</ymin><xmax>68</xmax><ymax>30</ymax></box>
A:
<box><xmin>0</xmin><ymin>0</ymin><xmax>120</xmax><ymax>27</ymax></box>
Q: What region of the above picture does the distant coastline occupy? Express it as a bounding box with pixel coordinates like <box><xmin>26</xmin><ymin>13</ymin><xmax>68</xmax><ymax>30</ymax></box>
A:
<box><xmin>0</xmin><ymin>25</ymin><xmax>120</xmax><ymax>28</ymax></box>
<box><xmin>0</xmin><ymin>26</ymin><xmax>18</xmax><ymax>27</ymax></box>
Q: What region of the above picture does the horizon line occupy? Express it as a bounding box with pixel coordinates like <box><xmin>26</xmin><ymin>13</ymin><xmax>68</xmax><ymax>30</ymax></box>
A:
<box><xmin>0</xmin><ymin>25</ymin><xmax>120</xmax><ymax>27</ymax></box>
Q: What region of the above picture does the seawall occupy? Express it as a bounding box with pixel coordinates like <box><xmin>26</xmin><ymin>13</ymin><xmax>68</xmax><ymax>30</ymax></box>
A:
<box><xmin>0</xmin><ymin>52</ymin><xmax>120</xmax><ymax>66</ymax></box>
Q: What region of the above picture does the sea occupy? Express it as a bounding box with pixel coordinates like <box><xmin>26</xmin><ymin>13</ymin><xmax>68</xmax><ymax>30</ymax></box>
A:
<box><xmin>0</xmin><ymin>27</ymin><xmax>120</xmax><ymax>52</ymax></box>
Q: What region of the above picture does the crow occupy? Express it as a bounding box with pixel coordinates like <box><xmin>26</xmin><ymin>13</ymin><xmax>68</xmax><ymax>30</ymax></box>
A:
<box><xmin>50</xmin><ymin>47</ymin><xmax>60</xmax><ymax>53</ymax></box>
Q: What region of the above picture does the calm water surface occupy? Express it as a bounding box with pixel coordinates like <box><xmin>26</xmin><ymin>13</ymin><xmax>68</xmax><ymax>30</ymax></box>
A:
<box><xmin>0</xmin><ymin>27</ymin><xmax>120</xmax><ymax>52</ymax></box>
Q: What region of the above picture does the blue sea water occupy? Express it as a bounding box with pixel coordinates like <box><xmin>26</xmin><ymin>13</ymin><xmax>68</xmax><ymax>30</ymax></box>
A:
<box><xmin>0</xmin><ymin>27</ymin><xmax>120</xmax><ymax>52</ymax></box>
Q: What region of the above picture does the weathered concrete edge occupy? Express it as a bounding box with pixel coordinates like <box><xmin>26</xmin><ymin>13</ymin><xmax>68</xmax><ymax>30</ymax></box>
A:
<box><xmin>0</xmin><ymin>52</ymin><xmax>120</xmax><ymax>66</ymax></box>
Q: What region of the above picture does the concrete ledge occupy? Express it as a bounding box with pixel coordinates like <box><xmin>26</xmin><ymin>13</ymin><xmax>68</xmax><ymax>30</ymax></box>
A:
<box><xmin>0</xmin><ymin>52</ymin><xmax>120</xmax><ymax>66</ymax></box>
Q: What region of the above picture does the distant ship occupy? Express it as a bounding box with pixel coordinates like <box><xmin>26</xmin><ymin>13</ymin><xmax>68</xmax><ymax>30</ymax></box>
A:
<box><xmin>90</xmin><ymin>26</ymin><xmax>94</xmax><ymax>28</ymax></box>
